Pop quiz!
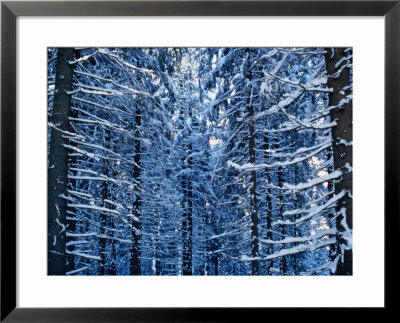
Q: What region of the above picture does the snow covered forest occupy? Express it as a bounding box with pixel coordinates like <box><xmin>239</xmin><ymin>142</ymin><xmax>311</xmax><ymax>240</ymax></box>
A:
<box><xmin>48</xmin><ymin>47</ymin><xmax>353</xmax><ymax>276</ymax></box>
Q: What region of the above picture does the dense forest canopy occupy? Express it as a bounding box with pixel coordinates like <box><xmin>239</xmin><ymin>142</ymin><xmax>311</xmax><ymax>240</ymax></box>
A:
<box><xmin>48</xmin><ymin>47</ymin><xmax>352</xmax><ymax>276</ymax></box>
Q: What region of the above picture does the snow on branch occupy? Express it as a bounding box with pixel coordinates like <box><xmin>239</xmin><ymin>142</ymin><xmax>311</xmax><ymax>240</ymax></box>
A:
<box><xmin>333</xmin><ymin>60</ymin><xmax>351</xmax><ymax>79</ymax></box>
<box><xmin>69</xmin><ymin>167</ymin><xmax>98</xmax><ymax>176</ymax></box>
<box><xmin>74</xmin><ymin>70</ymin><xmax>150</xmax><ymax>96</ymax></box>
<box><xmin>255</xmin><ymin>89</ymin><xmax>304</xmax><ymax>120</ymax></box>
<box><xmin>68</xmin><ymin>50</ymin><xmax>99</xmax><ymax>65</ymax></box>
<box><xmin>48</xmin><ymin>122</ymin><xmax>85</xmax><ymax>140</ymax></box>
<box><xmin>227</xmin><ymin>140</ymin><xmax>332</xmax><ymax>171</ymax></box>
<box><xmin>263</xmin><ymin>69</ymin><xmax>331</xmax><ymax>93</ymax></box>
<box><xmin>300</xmin><ymin>256</ymin><xmax>340</xmax><ymax>275</ymax></box>
<box><xmin>63</xmin><ymin>144</ymin><xmax>101</xmax><ymax>161</ymax></box>
<box><xmin>276</xmin><ymin>48</ymin><xmax>326</xmax><ymax>55</ymax></box>
<box><xmin>283</xmin><ymin>170</ymin><xmax>342</xmax><ymax>192</ymax></box>
<box><xmin>66</xmin><ymin>266</ymin><xmax>90</xmax><ymax>275</ymax></box>
<box><xmin>69</xmin><ymin>115</ymin><xmax>133</xmax><ymax>135</ymax></box>
<box><xmin>66</xmin><ymin>232</ymin><xmax>98</xmax><ymax>238</ymax></box>
<box><xmin>98</xmin><ymin>48</ymin><xmax>158</xmax><ymax>78</ymax></box>
<box><xmin>273</xmin><ymin>190</ymin><xmax>346</xmax><ymax>226</ymax></box>
<box><xmin>68</xmin><ymin>175</ymin><xmax>133</xmax><ymax>187</ymax></box>
<box><xmin>278</xmin><ymin>106</ymin><xmax>336</xmax><ymax>130</ymax></box>
<box><xmin>72</xmin><ymin>96</ymin><xmax>134</xmax><ymax>116</ymax></box>
<box><xmin>66</xmin><ymin>250</ymin><xmax>101</xmax><ymax>261</ymax></box>
<box><xmin>67</xmin><ymin>190</ymin><xmax>93</xmax><ymax>198</ymax></box>
<box><xmin>69</xmin><ymin>138</ymin><xmax>135</xmax><ymax>165</ymax></box>
<box><xmin>68</xmin><ymin>87</ymin><xmax>122</xmax><ymax>96</ymax></box>
<box><xmin>270</xmin><ymin>139</ymin><xmax>332</xmax><ymax>160</ymax></box>
<box><xmin>259</xmin><ymin>228</ymin><xmax>337</xmax><ymax>245</ymax></box>
<box><xmin>207</xmin><ymin>229</ymin><xmax>241</xmax><ymax>241</ymax></box>
<box><xmin>237</xmin><ymin>237</ymin><xmax>336</xmax><ymax>262</ymax></box>
<box><xmin>67</xmin><ymin>203</ymin><xmax>121</xmax><ymax>215</ymax></box>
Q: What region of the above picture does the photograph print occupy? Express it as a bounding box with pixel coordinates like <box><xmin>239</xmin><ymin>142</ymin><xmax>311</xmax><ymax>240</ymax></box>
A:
<box><xmin>48</xmin><ymin>47</ymin><xmax>352</xmax><ymax>276</ymax></box>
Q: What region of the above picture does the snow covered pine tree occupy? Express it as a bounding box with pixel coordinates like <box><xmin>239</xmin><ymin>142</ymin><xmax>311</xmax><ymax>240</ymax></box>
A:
<box><xmin>48</xmin><ymin>47</ymin><xmax>352</xmax><ymax>276</ymax></box>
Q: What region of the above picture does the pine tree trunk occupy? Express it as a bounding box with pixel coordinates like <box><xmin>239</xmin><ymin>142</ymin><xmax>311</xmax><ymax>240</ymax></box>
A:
<box><xmin>66</xmin><ymin>107</ymin><xmax>78</xmax><ymax>274</ymax></box>
<box><xmin>245</xmin><ymin>48</ymin><xmax>259</xmax><ymax>275</ymax></box>
<box><xmin>277</xmin><ymin>166</ymin><xmax>287</xmax><ymax>274</ymax></box>
<box><xmin>99</xmin><ymin>182</ymin><xmax>108</xmax><ymax>275</ymax></box>
<box><xmin>130</xmin><ymin>105</ymin><xmax>141</xmax><ymax>275</ymax></box>
<box><xmin>181</xmin><ymin>163</ymin><xmax>188</xmax><ymax>274</ymax></box>
<box><xmin>108</xmin><ymin>129</ymin><xmax>117</xmax><ymax>275</ymax></box>
<box><xmin>182</xmin><ymin>117</ymin><xmax>193</xmax><ymax>275</ymax></box>
<box><xmin>324</xmin><ymin>48</ymin><xmax>353</xmax><ymax>275</ymax></box>
<box><xmin>48</xmin><ymin>48</ymin><xmax>74</xmax><ymax>275</ymax></box>
<box><xmin>263</xmin><ymin>133</ymin><xmax>273</xmax><ymax>274</ymax></box>
<box><xmin>186</xmin><ymin>143</ymin><xmax>193</xmax><ymax>275</ymax></box>
<box><xmin>213</xmin><ymin>253</ymin><xmax>219</xmax><ymax>276</ymax></box>
<box><xmin>292</xmin><ymin>164</ymin><xmax>300</xmax><ymax>275</ymax></box>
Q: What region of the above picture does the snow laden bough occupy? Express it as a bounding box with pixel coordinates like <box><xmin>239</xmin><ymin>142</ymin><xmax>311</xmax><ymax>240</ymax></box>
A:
<box><xmin>47</xmin><ymin>47</ymin><xmax>353</xmax><ymax>276</ymax></box>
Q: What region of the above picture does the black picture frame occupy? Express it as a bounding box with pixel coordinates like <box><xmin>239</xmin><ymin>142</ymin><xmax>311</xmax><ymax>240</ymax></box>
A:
<box><xmin>1</xmin><ymin>0</ymin><xmax>398</xmax><ymax>321</ymax></box>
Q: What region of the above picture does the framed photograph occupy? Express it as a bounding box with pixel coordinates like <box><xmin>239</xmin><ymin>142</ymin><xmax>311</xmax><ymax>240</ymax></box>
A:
<box><xmin>1</xmin><ymin>0</ymin><xmax>397</xmax><ymax>321</ymax></box>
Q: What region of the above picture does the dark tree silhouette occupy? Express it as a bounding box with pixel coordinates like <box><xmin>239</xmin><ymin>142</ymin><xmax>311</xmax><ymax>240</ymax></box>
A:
<box><xmin>325</xmin><ymin>48</ymin><xmax>353</xmax><ymax>275</ymax></box>
<box><xmin>48</xmin><ymin>48</ymin><xmax>74</xmax><ymax>275</ymax></box>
